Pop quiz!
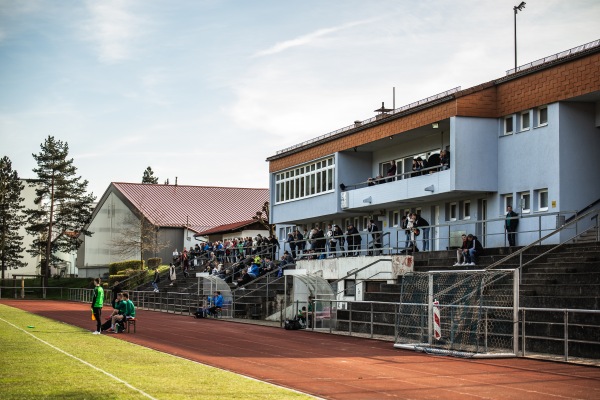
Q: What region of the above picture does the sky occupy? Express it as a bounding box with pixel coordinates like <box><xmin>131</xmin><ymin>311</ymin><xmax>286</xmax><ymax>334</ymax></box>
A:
<box><xmin>1</xmin><ymin>0</ymin><xmax>599</xmax><ymax>199</ymax></box>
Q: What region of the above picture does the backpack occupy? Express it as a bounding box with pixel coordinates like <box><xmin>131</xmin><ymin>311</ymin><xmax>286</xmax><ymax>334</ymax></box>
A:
<box><xmin>284</xmin><ymin>318</ymin><xmax>304</xmax><ymax>330</ymax></box>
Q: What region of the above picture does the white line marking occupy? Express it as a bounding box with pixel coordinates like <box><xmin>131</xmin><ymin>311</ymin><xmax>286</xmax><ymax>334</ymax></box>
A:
<box><xmin>0</xmin><ymin>317</ymin><xmax>157</xmax><ymax>400</ymax></box>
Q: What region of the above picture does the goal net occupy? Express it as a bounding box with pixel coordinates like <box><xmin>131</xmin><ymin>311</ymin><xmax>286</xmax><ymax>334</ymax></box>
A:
<box><xmin>394</xmin><ymin>269</ymin><xmax>518</xmax><ymax>358</ymax></box>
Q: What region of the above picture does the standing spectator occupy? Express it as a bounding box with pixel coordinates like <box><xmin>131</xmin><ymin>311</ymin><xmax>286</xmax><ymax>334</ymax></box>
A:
<box><xmin>169</xmin><ymin>263</ymin><xmax>176</xmax><ymax>286</ymax></box>
<box><xmin>91</xmin><ymin>278</ymin><xmax>104</xmax><ymax>334</ymax></box>
<box><xmin>346</xmin><ymin>223</ymin><xmax>361</xmax><ymax>256</ymax></box>
<box><xmin>269</xmin><ymin>235</ymin><xmax>280</xmax><ymax>260</ymax></box>
<box><xmin>464</xmin><ymin>234</ymin><xmax>484</xmax><ymax>265</ymax></box>
<box><xmin>367</xmin><ymin>219</ymin><xmax>382</xmax><ymax>255</ymax></box>
<box><xmin>406</xmin><ymin>213</ymin><xmax>419</xmax><ymax>252</ymax></box>
<box><xmin>287</xmin><ymin>232</ymin><xmax>297</xmax><ymax>259</ymax></box>
<box><xmin>327</xmin><ymin>224</ymin><xmax>340</xmax><ymax>257</ymax></box>
<box><xmin>505</xmin><ymin>206</ymin><xmax>519</xmax><ymax>247</ymax></box>
<box><xmin>172</xmin><ymin>248</ymin><xmax>179</xmax><ymax>264</ymax></box>
<box><xmin>416</xmin><ymin>213</ymin><xmax>430</xmax><ymax>251</ymax></box>
<box><xmin>151</xmin><ymin>268</ymin><xmax>160</xmax><ymax>292</ymax></box>
<box><xmin>386</xmin><ymin>160</ymin><xmax>397</xmax><ymax>182</ymax></box>
<box><xmin>294</xmin><ymin>229</ymin><xmax>304</xmax><ymax>258</ymax></box>
<box><xmin>401</xmin><ymin>212</ymin><xmax>411</xmax><ymax>249</ymax></box>
<box><xmin>333</xmin><ymin>224</ymin><xmax>345</xmax><ymax>256</ymax></box>
<box><xmin>440</xmin><ymin>149</ymin><xmax>450</xmax><ymax>170</ymax></box>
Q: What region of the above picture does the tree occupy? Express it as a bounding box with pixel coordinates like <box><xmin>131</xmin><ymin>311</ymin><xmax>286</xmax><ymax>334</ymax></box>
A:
<box><xmin>24</xmin><ymin>136</ymin><xmax>96</xmax><ymax>287</ymax></box>
<box><xmin>0</xmin><ymin>156</ymin><xmax>26</xmax><ymax>279</ymax></box>
<box><xmin>142</xmin><ymin>166</ymin><xmax>158</xmax><ymax>184</ymax></box>
<box><xmin>252</xmin><ymin>201</ymin><xmax>274</xmax><ymax>236</ymax></box>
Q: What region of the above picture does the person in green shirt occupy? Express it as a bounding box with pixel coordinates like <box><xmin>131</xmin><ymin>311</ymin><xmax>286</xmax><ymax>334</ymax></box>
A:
<box><xmin>107</xmin><ymin>292</ymin><xmax>136</xmax><ymax>333</ymax></box>
<box><xmin>91</xmin><ymin>278</ymin><xmax>104</xmax><ymax>334</ymax></box>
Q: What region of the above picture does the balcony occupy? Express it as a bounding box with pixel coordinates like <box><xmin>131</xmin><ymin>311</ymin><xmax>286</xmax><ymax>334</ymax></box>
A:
<box><xmin>341</xmin><ymin>166</ymin><xmax>452</xmax><ymax>211</ymax></box>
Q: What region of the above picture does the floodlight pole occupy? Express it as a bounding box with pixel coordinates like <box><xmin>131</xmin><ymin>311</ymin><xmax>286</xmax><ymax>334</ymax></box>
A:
<box><xmin>513</xmin><ymin>2</ymin><xmax>526</xmax><ymax>72</ymax></box>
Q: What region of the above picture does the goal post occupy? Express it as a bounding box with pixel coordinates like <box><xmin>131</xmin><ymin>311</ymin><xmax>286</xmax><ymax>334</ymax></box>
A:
<box><xmin>394</xmin><ymin>269</ymin><xmax>518</xmax><ymax>358</ymax></box>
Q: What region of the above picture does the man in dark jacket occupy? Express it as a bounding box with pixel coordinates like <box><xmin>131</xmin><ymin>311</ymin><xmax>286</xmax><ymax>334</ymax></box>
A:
<box><xmin>415</xmin><ymin>213</ymin><xmax>430</xmax><ymax>251</ymax></box>
<box><xmin>505</xmin><ymin>206</ymin><xmax>519</xmax><ymax>246</ymax></box>
<box><xmin>345</xmin><ymin>224</ymin><xmax>361</xmax><ymax>257</ymax></box>
<box><xmin>367</xmin><ymin>219</ymin><xmax>382</xmax><ymax>256</ymax></box>
<box><xmin>464</xmin><ymin>234</ymin><xmax>484</xmax><ymax>266</ymax></box>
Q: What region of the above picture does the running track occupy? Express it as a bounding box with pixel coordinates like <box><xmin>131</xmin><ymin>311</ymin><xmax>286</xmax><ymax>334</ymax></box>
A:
<box><xmin>3</xmin><ymin>300</ymin><xmax>600</xmax><ymax>399</ymax></box>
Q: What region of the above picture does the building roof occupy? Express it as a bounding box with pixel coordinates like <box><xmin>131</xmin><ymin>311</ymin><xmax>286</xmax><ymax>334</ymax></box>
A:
<box><xmin>194</xmin><ymin>219</ymin><xmax>264</xmax><ymax>236</ymax></box>
<box><xmin>111</xmin><ymin>183</ymin><xmax>269</xmax><ymax>233</ymax></box>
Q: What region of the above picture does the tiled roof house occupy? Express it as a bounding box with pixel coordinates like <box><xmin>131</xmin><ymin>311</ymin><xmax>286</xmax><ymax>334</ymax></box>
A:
<box><xmin>76</xmin><ymin>182</ymin><xmax>269</xmax><ymax>277</ymax></box>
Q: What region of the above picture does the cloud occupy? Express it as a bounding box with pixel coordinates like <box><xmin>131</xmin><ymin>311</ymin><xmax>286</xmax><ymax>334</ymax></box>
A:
<box><xmin>253</xmin><ymin>18</ymin><xmax>377</xmax><ymax>58</ymax></box>
<box><xmin>83</xmin><ymin>0</ymin><xmax>147</xmax><ymax>63</ymax></box>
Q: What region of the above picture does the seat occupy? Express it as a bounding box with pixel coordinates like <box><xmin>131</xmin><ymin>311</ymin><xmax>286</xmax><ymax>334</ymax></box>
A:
<box><xmin>126</xmin><ymin>317</ymin><xmax>136</xmax><ymax>333</ymax></box>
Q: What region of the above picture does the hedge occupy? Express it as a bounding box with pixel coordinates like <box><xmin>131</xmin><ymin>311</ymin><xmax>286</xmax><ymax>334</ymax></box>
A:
<box><xmin>147</xmin><ymin>257</ymin><xmax>162</xmax><ymax>268</ymax></box>
<box><xmin>109</xmin><ymin>260</ymin><xmax>144</xmax><ymax>275</ymax></box>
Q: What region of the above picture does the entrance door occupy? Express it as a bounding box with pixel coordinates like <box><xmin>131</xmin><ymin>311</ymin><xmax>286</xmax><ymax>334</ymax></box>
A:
<box><xmin>432</xmin><ymin>205</ymin><xmax>440</xmax><ymax>251</ymax></box>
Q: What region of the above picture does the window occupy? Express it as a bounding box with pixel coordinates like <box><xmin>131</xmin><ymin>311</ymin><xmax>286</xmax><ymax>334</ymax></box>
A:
<box><xmin>392</xmin><ymin>211</ymin><xmax>400</xmax><ymax>227</ymax></box>
<box><xmin>274</xmin><ymin>157</ymin><xmax>335</xmax><ymax>204</ymax></box>
<box><xmin>504</xmin><ymin>194</ymin><xmax>513</xmax><ymax>213</ymax></box>
<box><xmin>537</xmin><ymin>106</ymin><xmax>548</xmax><ymax>126</ymax></box>
<box><xmin>504</xmin><ymin>116</ymin><xmax>514</xmax><ymax>135</ymax></box>
<box><xmin>463</xmin><ymin>201</ymin><xmax>471</xmax><ymax>220</ymax></box>
<box><xmin>344</xmin><ymin>279</ymin><xmax>356</xmax><ymax>297</ymax></box>
<box><xmin>537</xmin><ymin>189</ymin><xmax>548</xmax><ymax>211</ymax></box>
<box><xmin>450</xmin><ymin>202</ymin><xmax>457</xmax><ymax>221</ymax></box>
<box><xmin>520</xmin><ymin>111</ymin><xmax>530</xmax><ymax>131</ymax></box>
<box><xmin>520</xmin><ymin>192</ymin><xmax>531</xmax><ymax>214</ymax></box>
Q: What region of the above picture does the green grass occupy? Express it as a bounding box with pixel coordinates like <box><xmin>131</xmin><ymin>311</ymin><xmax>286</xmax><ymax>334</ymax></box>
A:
<box><xmin>0</xmin><ymin>304</ymin><xmax>311</xmax><ymax>399</ymax></box>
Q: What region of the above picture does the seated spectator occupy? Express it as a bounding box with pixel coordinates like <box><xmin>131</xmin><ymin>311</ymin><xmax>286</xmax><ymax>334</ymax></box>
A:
<box><xmin>464</xmin><ymin>234</ymin><xmax>483</xmax><ymax>266</ymax></box>
<box><xmin>367</xmin><ymin>177</ymin><xmax>376</xmax><ymax>186</ymax></box>
<box><xmin>236</xmin><ymin>268</ymin><xmax>254</xmax><ymax>288</ymax></box>
<box><xmin>454</xmin><ymin>234</ymin><xmax>469</xmax><ymax>266</ymax></box>
<box><xmin>427</xmin><ymin>153</ymin><xmax>440</xmax><ymax>173</ymax></box>
<box><xmin>101</xmin><ymin>292</ymin><xmax>126</xmax><ymax>332</ymax></box>
<box><xmin>207</xmin><ymin>291</ymin><xmax>224</xmax><ymax>317</ymax></box>
<box><xmin>262</xmin><ymin>256</ymin><xmax>276</xmax><ymax>274</ymax></box>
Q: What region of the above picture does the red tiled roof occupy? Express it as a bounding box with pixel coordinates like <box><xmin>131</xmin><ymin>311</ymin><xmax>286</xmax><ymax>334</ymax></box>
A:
<box><xmin>195</xmin><ymin>219</ymin><xmax>262</xmax><ymax>236</ymax></box>
<box><xmin>112</xmin><ymin>183</ymin><xmax>269</xmax><ymax>232</ymax></box>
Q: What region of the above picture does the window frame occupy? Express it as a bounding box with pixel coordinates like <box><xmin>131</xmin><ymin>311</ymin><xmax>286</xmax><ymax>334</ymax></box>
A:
<box><xmin>463</xmin><ymin>201</ymin><xmax>471</xmax><ymax>220</ymax></box>
<box><xmin>537</xmin><ymin>189</ymin><xmax>549</xmax><ymax>212</ymax></box>
<box><xmin>520</xmin><ymin>110</ymin><xmax>530</xmax><ymax>132</ymax></box>
<box><xmin>537</xmin><ymin>106</ymin><xmax>548</xmax><ymax>127</ymax></box>
<box><xmin>274</xmin><ymin>157</ymin><xmax>335</xmax><ymax>204</ymax></box>
<box><xmin>520</xmin><ymin>192</ymin><xmax>531</xmax><ymax>214</ymax></box>
<box><xmin>449</xmin><ymin>202</ymin><xmax>457</xmax><ymax>221</ymax></box>
<box><xmin>344</xmin><ymin>279</ymin><xmax>356</xmax><ymax>297</ymax></box>
<box><xmin>504</xmin><ymin>116</ymin><xmax>514</xmax><ymax>135</ymax></box>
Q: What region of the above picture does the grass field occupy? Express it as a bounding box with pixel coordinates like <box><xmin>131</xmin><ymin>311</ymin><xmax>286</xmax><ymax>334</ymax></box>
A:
<box><xmin>0</xmin><ymin>304</ymin><xmax>312</xmax><ymax>399</ymax></box>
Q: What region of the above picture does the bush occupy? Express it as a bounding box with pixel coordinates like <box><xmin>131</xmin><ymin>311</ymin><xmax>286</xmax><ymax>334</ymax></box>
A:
<box><xmin>109</xmin><ymin>260</ymin><xmax>144</xmax><ymax>275</ymax></box>
<box><xmin>147</xmin><ymin>257</ymin><xmax>162</xmax><ymax>269</ymax></box>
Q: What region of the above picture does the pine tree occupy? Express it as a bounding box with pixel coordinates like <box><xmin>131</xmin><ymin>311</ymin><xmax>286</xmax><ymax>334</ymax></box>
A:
<box><xmin>24</xmin><ymin>136</ymin><xmax>96</xmax><ymax>287</ymax></box>
<box><xmin>0</xmin><ymin>156</ymin><xmax>26</xmax><ymax>279</ymax></box>
<box><xmin>142</xmin><ymin>166</ymin><xmax>158</xmax><ymax>184</ymax></box>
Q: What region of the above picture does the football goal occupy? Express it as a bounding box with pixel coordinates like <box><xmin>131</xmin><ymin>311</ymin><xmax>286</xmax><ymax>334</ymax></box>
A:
<box><xmin>394</xmin><ymin>269</ymin><xmax>518</xmax><ymax>358</ymax></box>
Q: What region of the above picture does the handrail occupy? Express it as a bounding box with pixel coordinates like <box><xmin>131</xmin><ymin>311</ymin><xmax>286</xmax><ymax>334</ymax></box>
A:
<box><xmin>331</xmin><ymin>258</ymin><xmax>392</xmax><ymax>286</ymax></box>
<box><xmin>485</xmin><ymin>207</ymin><xmax>600</xmax><ymax>271</ymax></box>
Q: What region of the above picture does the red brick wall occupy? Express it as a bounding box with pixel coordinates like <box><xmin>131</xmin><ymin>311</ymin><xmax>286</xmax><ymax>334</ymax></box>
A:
<box><xmin>269</xmin><ymin>53</ymin><xmax>600</xmax><ymax>173</ymax></box>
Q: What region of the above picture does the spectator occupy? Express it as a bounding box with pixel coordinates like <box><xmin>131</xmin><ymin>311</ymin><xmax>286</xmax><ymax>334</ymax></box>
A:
<box><xmin>151</xmin><ymin>268</ymin><xmax>160</xmax><ymax>292</ymax></box>
<box><xmin>505</xmin><ymin>205</ymin><xmax>519</xmax><ymax>247</ymax></box>
<box><xmin>294</xmin><ymin>229</ymin><xmax>304</xmax><ymax>258</ymax></box>
<box><xmin>333</xmin><ymin>224</ymin><xmax>345</xmax><ymax>256</ymax></box>
<box><xmin>415</xmin><ymin>213</ymin><xmax>430</xmax><ymax>251</ymax></box>
<box><xmin>454</xmin><ymin>234</ymin><xmax>469</xmax><ymax>266</ymax></box>
<box><xmin>287</xmin><ymin>232</ymin><xmax>297</xmax><ymax>259</ymax></box>
<box><xmin>367</xmin><ymin>219</ymin><xmax>382</xmax><ymax>256</ymax></box>
<box><xmin>91</xmin><ymin>277</ymin><xmax>104</xmax><ymax>334</ymax></box>
<box><xmin>207</xmin><ymin>291</ymin><xmax>224</xmax><ymax>317</ymax></box>
<box><xmin>169</xmin><ymin>263</ymin><xmax>176</xmax><ymax>286</ymax></box>
<box><xmin>345</xmin><ymin>223</ymin><xmax>361</xmax><ymax>256</ymax></box>
<box><xmin>440</xmin><ymin>149</ymin><xmax>450</xmax><ymax>170</ymax></box>
<box><xmin>327</xmin><ymin>224</ymin><xmax>340</xmax><ymax>257</ymax></box>
<box><xmin>406</xmin><ymin>213</ymin><xmax>419</xmax><ymax>252</ymax></box>
<box><xmin>386</xmin><ymin>160</ymin><xmax>397</xmax><ymax>182</ymax></box>
<box><xmin>111</xmin><ymin>280</ymin><xmax>122</xmax><ymax>308</ymax></box>
<box><xmin>101</xmin><ymin>292</ymin><xmax>125</xmax><ymax>332</ymax></box>
<box><xmin>172</xmin><ymin>248</ymin><xmax>179</xmax><ymax>264</ymax></box>
<box><xmin>464</xmin><ymin>234</ymin><xmax>483</xmax><ymax>266</ymax></box>
<box><xmin>401</xmin><ymin>212</ymin><xmax>411</xmax><ymax>250</ymax></box>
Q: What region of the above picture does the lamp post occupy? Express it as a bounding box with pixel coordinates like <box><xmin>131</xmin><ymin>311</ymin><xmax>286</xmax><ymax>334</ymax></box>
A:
<box><xmin>513</xmin><ymin>2</ymin><xmax>526</xmax><ymax>72</ymax></box>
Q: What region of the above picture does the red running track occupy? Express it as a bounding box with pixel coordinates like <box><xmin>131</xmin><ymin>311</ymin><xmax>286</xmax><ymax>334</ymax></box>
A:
<box><xmin>3</xmin><ymin>300</ymin><xmax>600</xmax><ymax>399</ymax></box>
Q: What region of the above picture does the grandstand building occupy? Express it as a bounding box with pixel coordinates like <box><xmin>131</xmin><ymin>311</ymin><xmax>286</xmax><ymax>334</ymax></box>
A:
<box><xmin>267</xmin><ymin>39</ymin><xmax>600</xmax><ymax>259</ymax></box>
